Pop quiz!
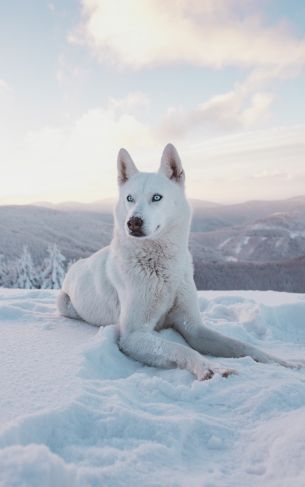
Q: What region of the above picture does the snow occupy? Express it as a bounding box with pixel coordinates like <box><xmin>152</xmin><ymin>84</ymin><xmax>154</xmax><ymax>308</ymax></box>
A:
<box><xmin>290</xmin><ymin>230</ymin><xmax>305</xmax><ymax>239</ymax></box>
<box><xmin>1</xmin><ymin>289</ymin><xmax>305</xmax><ymax>486</ymax></box>
<box><xmin>218</xmin><ymin>237</ymin><xmax>232</xmax><ymax>249</ymax></box>
<box><xmin>224</xmin><ymin>256</ymin><xmax>238</xmax><ymax>262</ymax></box>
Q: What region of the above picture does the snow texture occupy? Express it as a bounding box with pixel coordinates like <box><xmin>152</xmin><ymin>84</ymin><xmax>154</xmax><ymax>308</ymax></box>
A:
<box><xmin>0</xmin><ymin>289</ymin><xmax>305</xmax><ymax>486</ymax></box>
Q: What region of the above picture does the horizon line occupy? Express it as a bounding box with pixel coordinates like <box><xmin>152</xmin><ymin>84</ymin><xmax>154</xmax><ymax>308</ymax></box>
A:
<box><xmin>0</xmin><ymin>194</ymin><xmax>305</xmax><ymax>209</ymax></box>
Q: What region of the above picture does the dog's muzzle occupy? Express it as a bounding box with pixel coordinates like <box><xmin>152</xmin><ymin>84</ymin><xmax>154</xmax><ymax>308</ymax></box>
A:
<box><xmin>127</xmin><ymin>216</ymin><xmax>145</xmax><ymax>237</ymax></box>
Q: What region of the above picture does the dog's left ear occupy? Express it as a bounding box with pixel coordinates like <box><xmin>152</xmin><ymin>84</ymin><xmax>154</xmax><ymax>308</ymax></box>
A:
<box><xmin>117</xmin><ymin>148</ymin><xmax>138</xmax><ymax>185</ymax></box>
<box><xmin>159</xmin><ymin>143</ymin><xmax>185</xmax><ymax>186</ymax></box>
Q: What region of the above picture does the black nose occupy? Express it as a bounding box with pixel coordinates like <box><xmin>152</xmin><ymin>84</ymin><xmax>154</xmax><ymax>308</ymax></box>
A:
<box><xmin>127</xmin><ymin>216</ymin><xmax>144</xmax><ymax>233</ymax></box>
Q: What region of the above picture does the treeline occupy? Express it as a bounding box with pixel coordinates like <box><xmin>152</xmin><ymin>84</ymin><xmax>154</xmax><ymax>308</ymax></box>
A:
<box><xmin>0</xmin><ymin>244</ymin><xmax>72</xmax><ymax>290</ymax></box>
<box><xmin>194</xmin><ymin>255</ymin><xmax>305</xmax><ymax>293</ymax></box>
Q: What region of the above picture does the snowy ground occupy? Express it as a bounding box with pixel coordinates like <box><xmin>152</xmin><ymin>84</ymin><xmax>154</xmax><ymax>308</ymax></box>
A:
<box><xmin>1</xmin><ymin>289</ymin><xmax>305</xmax><ymax>487</ymax></box>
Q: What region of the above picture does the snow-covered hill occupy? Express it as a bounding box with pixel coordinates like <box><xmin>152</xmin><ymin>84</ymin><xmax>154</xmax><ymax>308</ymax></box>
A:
<box><xmin>0</xmin><ymin>205</ymin><xmax>112</xmax><ymax>264</ymax></box>
<box><xmin>1</xmin><ymin>196</ymin><xmax>305</xmax><ymax>266</ymax></box>
<box><xmin>1</xmin><ymin>289</ymin><xmax>305</xmax><ymax>486</ymax></box>
<box><xmin>194</xmin><ymin>211</ymin><xmax>305</xmax><ymax>263</ymax></box>
<box><xmin>1</xmin><ymin>199</ymin><xmax>305</xmax><ymax>292</ymax></box>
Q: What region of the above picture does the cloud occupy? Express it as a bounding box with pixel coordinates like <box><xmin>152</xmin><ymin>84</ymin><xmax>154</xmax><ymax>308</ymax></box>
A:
<box><xmin>71</xmin><ymin>1</ymin><xmax>305</xmax><ymax>138</ymax></box>
<box><xmin>251</xmin><ymin>170</ymin><xmax>291</xmax><ymax>180</ymax></box>
<box><xmin>160</xmin><ymin>81</ymin><xmax>274</xmax><ymax>137</ymax></box>
<box><xmin>0</xmin><ymin>79</ymin><xmax>10</xmax><ymax>95</ymax></box>
<box><xmin>0</xmin><ymin>94</ymin><xmax>157</xmax><ymax>204</ymax></box>
<box><xmin>183</xmin><ymin>124</ymin><xmax>305</xmax><ymax>202</ymax></box>
<box><xmin>1</xmin><ymin>95</ymin><xmax>304</xmax><ymax>204</ymax></box>
<box><xmin>67</xmin><ymin>1</ymin><xmax>305</xmax><ymax>140</ymax></box>
<box><xmin>189</xmin><ymin>124</ymin><xmax>305</xmax><ymax>157</ymax></box>
<box><xmin>72</xmin><ymin>0</ymin><xmax>305</xmax><ymax>71</ymax></box>
<box><xmin>108</xmin><ymin>91</ymin><xmax>150</xmax><ymax>115</ymax></box>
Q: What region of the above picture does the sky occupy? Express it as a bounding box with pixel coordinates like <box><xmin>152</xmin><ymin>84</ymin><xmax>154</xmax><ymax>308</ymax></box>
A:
<box><xmin>1</xmin><ymin>0</ymin><xmax>305</xmax><ymax>205</ymax></box>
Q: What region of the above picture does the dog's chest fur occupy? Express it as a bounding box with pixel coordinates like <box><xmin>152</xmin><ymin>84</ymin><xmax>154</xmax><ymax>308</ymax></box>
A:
<box><xmin>110</xmin><ymin>236</ymin><xmax>183</xmax><ymax>324</ymax></box>
<box><xmin>122</xmin><ymin>238</ymin><xmax>181</xmax><ymax>284</ymax></box>
<box><xmin>133</xmin><ymin>244</ymin><xmax>172</xmax><ymax>281</ymax></box>
<box><xmin>115</xmin><ymin>240</ymin><xmax>181</xmax><ymax>328</ymax></box>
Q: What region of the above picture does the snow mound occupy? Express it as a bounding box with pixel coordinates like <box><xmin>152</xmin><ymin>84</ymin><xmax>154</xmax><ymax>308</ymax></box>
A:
<box><xmin>0</xmin><ymin>289</ymin><xmax>305</xmax><ymax>486</ymax></box>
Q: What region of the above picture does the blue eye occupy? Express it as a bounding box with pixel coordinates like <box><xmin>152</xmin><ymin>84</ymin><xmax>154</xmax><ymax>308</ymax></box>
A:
<box><xmin>126</xmin><ymin>194</ymin><xmax>134</xmax><ymax>202</ymax></box>
<box><xmin>152</xmin><ymin>194</ymin><xmax>162</xmax><ymax>202</ymax></box>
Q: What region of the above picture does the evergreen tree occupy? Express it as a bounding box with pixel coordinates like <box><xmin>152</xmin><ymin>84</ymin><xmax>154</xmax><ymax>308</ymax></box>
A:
<box><xmin>0</xmin><ymin>254</ymin><xmax>8</xmax><ymax>287</ymax></box>
<box><xmin>15</xmin><ymin>246</ymin><xmax>37</xmax><ymax>289</ymax></box>
<box><xmin>41</xmin><ymin>244</ymin><xmax>66</xmax><ymax>289</ymax></box>
<box><xmin>6</xmin><ymin>259</ymin><xmax>18</xmax><ymax>288</ymax></box>
<box><xmin>1</xmin><ymin>257</ymin><xmax>17</xmax><ymax>288</ymax></box>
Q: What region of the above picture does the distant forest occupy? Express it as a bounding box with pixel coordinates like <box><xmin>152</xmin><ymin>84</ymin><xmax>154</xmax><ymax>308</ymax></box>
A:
<box><xmin>194</xmin><ymin>255</ymin><xmax>305</xmax><ymax>293</ymax></box>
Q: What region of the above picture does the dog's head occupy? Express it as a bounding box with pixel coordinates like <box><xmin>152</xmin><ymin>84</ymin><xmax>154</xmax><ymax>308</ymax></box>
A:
<box><xmin>115</xmin><ymin>144</ymin><xmax>191</xmax><ymax>240</ymax></box>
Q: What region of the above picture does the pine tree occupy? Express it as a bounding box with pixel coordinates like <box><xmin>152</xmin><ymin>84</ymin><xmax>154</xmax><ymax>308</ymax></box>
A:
<box><xmin>0</xmin><ymin>256</ymin><xmax>17</xmax><ymax>288</ymax></box>
<box><xmin>41</xmin><ymin>244</ymin><xmax>66</xmax><ymax>289</ymax></box>
<box><xmin>0</xmin><ymin>254</ymin><xmax>9</xmax><ymax>287</ymax></box>
<box><xmin>6</xmin><ymin>259</ymin><xmax>18</xmax><ymax>288</ymax></box>
<box><xmin>15</xmin><ymin>246</ymin><xmax>37</xmax><ymax>289</ymax></box>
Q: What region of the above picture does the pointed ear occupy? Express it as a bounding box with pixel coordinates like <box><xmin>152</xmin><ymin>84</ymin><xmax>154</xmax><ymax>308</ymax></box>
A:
<box><xmin>159</xmin><ymin>143</ymin><xmax>185</xmax><ymax>185</ymax></box>
<box><xmin>117</xmin><ymin>148</ymin><xmax>138</xmax><ymax>185</ymax></box>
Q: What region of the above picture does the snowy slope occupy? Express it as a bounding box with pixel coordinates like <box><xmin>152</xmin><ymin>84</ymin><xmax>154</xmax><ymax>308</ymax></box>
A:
<box><xmin>191</xmin><ymin>210</ymin><xmax>305</xmax><ymax>264</ymax></box>
<box><xmin>0</xmin><ymin>289</ymin><xmax>305</xmax><ymax>486</ymax></box>
<box><xmin>2</xmin><ymin>197</ymin><xmax>305</xmax><ymax>265</ymax></box>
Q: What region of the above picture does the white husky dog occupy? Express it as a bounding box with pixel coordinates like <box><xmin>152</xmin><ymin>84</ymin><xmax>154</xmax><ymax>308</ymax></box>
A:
<box><xmin>58</xmin><ymin>144</ymin><xmax>295</xmax><ymax>380</ymax></box>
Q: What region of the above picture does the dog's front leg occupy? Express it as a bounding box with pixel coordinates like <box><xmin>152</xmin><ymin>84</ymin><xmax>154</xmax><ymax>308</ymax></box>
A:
<box><xmin>119</xmin><ymin>329</ymin><xmax>234</xmax><ymax>380</ymax></box>
<box><xmin>170</xmin><ymin>281</ymin><xmax>295</xmax><ymax>368</ymax></box>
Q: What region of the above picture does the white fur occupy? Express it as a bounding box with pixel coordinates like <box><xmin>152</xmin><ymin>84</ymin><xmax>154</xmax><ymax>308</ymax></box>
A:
<box><xmin>58</xmin><ymin>144</ymin><xmax>297</xmax><ymax>380</ymax></box>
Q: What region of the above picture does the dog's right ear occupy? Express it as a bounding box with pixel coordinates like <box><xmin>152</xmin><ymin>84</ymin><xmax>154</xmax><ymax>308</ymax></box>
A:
<box><xmin>117</xmin><ymin>148</ymin><xmax>138</xmax><ymax>185</ymax></box>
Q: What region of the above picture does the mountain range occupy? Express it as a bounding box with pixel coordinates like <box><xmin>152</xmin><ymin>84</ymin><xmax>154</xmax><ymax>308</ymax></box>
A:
<box><xmin>1</xmin><ymin>196</ymin><xmax>305</xmax><ymax>291</ymax></box>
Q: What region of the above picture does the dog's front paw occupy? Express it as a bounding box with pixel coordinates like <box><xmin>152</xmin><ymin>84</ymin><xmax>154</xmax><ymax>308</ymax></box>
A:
<box><xmin>197</xmin><ymin>368</ymin><xmax>215</xmax><ymax>381</ymax></box>
<box><xmin>194</xmin><ymin>362</ymin><xmax>214</xmax><ymax>381</ymax></box>
<box><xmin>213</xmin><ymin>365</ymin><xmax>238</xmax><ymax>378</ymax></box>
<box><xmin>194</xmin><ymin>362</ymin><xmax>237</xmax><ymax>380</ymax></box>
